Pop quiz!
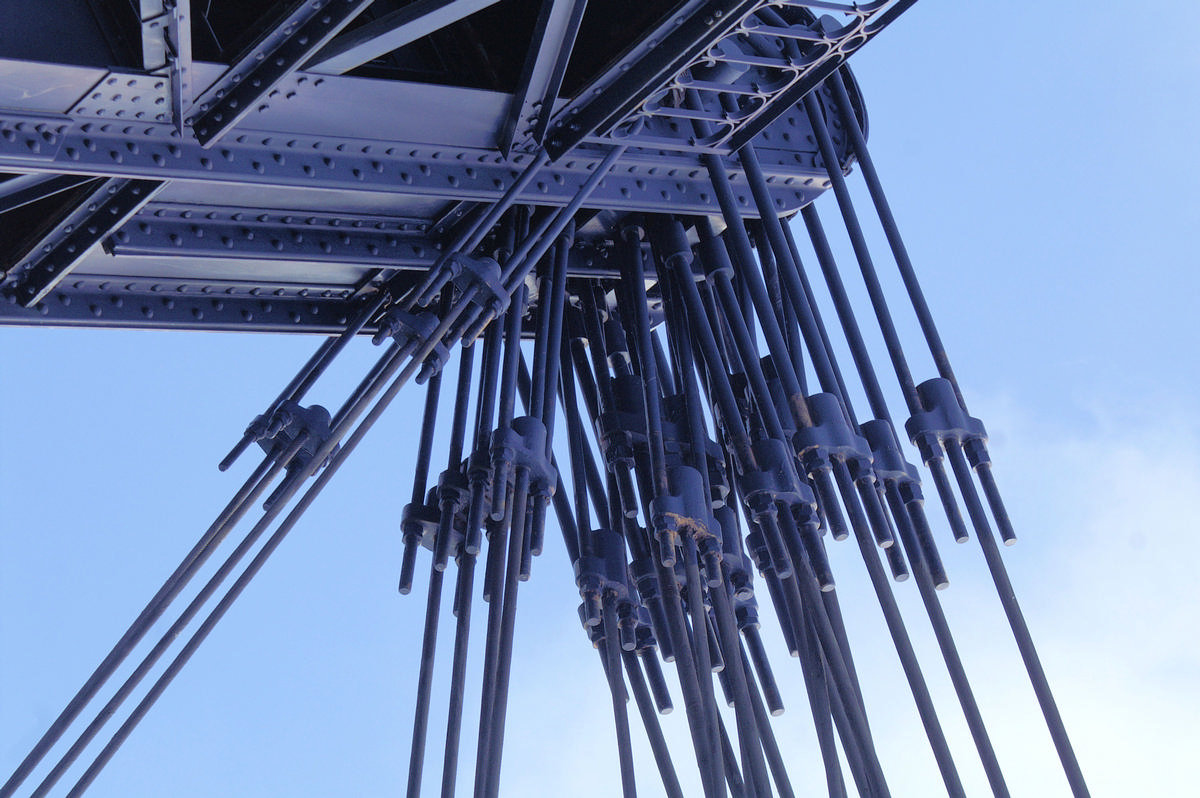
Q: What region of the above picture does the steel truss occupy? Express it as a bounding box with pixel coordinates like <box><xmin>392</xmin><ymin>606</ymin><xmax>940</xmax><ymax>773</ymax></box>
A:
<box><xmin>1</xmin><ymin>2</ymin><xmax>1090</xmax><ymax>798</ymax></box>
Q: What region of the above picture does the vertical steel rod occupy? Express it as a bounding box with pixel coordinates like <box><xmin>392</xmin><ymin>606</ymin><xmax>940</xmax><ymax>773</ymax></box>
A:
<box><xmin>408</xmin><ymin>344</ymin><xmax>475</xmax><ymax>798</ymax></box>
<box><xmin>801</xmin><ymin>92</ymin><xmax>920</xmax><ymax>415</ymax></box>
<box><xmin>604</xmin><ymin>596</ymin><xmax>640</xmax><ymax>798</ymax></box>
<box><xmin>623</xmin><ymin>650</ymin><xmax>686</xmax><ymax>798</ymax></box>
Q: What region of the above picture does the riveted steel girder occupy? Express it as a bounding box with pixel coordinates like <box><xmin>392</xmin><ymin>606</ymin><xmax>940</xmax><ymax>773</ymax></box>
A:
<box><xmin>0</xmin><ymin>108</ymin><xmax>833</xmax><ymax>216</ymax></box>
<box><xmin>110</xmin><ymin>204</ymin><xmax>440</xmax><ymax>269</ymax></box>
<box><xmin>0</xmin><ymin>273</ymin><xmax>370</xmax><ymax>333</ymax></box>
<box><xmin>2</xmin><ymin>177</ymin><xmax>162</xmax><ymax>307</ymax></box>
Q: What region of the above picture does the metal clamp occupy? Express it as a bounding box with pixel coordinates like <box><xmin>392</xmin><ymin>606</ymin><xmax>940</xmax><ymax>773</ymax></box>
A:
<box><xmin>401</xmin><ymin>498</ymin><xmax>440</xmax><ymax>552</ymax></box>
<box><xmin>903</xmin><ymin>378</ymin><xmax>988</xmax><ymax>466</ymax></box>
<box><xmin>649</xmin><ymin>464</ymin><xmax>717</xmax><ymax>570</ymax></box>
<box><xmin>489</xmin><ymin>415</ymin><xmax>558</xmax><ymax>504</ymax></box>
<box><xmin>253</xmin><ymin>399</ymin><xmax>337</xmax><ymax>475</ymax></box>
<box><xmin>793</xmin><ymin>392</ymin><xmax>872</xmax><ymax>474</ymax></box>
<box><xmin>574</xmin><ymin>527</ymin><xmax>635</xmax><ymax>646</ymax></box>
<box><xmin>372</xmin><ymin>306</ymin><xmax>450</xmax><ymax>382</ymax></box>
<box><xmin>740</xmin><ymin>438</ymin><xmax>815</xmax><ymax>510</ymax></box>
<box><xmin>448</xmin><ymin>252</ymin><xmax>510</xmax><ymax>317</ymax></box>
<box><xmin>861</xmin><ymin>418</ymin><xmax>921</xmax><ymax>496</ymax></box>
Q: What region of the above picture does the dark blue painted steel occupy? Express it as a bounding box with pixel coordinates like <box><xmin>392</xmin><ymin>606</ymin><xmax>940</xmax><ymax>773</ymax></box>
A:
<box><xmin>0</xmin><ymin>4</ymin><xmax>1093</xmax><ymax>798</ymax></box>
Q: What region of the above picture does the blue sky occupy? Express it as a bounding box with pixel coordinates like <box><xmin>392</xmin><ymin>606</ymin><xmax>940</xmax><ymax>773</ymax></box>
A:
<box><xmin>2</xmin><ymin>1</ymin><xmax>1198</xmax><ymax>796</ymax></box>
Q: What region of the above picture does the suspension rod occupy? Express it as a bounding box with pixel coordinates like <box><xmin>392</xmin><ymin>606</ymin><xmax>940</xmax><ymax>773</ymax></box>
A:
<box><xmin>27</xmin><ymin>432</ymin><xmax>312</xmax><ymax>798</ymax></box>
<box><xmin>942</xmin><ymin>443</ymin><xmax>1090</xmax><ymax>797</ymax></box>
<box><xmin>2</xmin><ymin>430</ymin><xmax>299</xmax><ymax>798</ymax></box>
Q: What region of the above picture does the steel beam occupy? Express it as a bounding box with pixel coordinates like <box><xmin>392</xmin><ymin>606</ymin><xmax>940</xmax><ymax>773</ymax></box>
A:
<box><xmin>0</xmin><ymin>275</ymin><xmax>370</xmax><ymax>333</ymax></box>
<box><xmin>0</xmin><ymin>55</ymin><xmax>855</xmax><ymax>213</ymax></box>
<box><xmin>306</xmin><ymin>0</ymin><xmax>504</xmax><ymax>75</ymax></box>
<box><xmin>0</xmin><ymin>110</ymin><xmax>831</xmax><ymax>217</ymax></box>
<box><xmin>188</xmin><ymin>0</ymin><xmax>375</xmax><ymax>146</ymax></box>
<box><xmin>2</xmin><ymin>177</ymin><xmax>161</xmax><ymax>307</ymax></box>
<box><xmin>166</xmin><ymin>0</ymin><xmax>194</xmax><ymax>132</ymax></box>
<box><xmin>109</xmin><ymin>209</ymin><xmax>441</xmax><ymax>270</ymax></box>
<box><xmin>0</xmin><ymin>173</ymin><xmax>94</xmax><ymax>214</ymax></box>
<box><xmin>500</xmin><ymin>0</ymin><xmax>589</xmax><ymax>154</ymax></box>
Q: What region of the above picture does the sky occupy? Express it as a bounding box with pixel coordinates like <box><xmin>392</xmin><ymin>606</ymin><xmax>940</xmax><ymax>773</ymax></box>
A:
<box><xmin>2</xmin><ymin>1</ymin><xmax>1199</xmax><ymax>796</ymax></box>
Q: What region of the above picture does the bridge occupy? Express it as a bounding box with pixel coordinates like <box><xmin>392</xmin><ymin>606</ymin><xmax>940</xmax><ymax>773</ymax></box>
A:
<box><xmin>0</xmin><ymin>2</ymin><xmax>1090</xmax><ymax>796</ymax></box>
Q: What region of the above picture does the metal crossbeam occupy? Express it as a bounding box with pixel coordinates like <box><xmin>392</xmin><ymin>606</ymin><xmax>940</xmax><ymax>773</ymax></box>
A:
<box><xmin>306</xmin><ymin>0</ymin><xmax>505</xmax><ymax>75</ymax></box>
<box><xmin>0</xmin><ymin>117</ymin><xmax>824</xmax><ymax>214</ymax></box>
<box><xmin>113</xmin><ymin>202</ymin><xmax>434</xmax><ymax>258</ymax></box>
<box><xmin>0</xmin><ymin>76</ymin><xmax>838</xmax><ymax>214</ymax></box>
<box><xmin>0</xmin><ymin>276</ymin><xmax>368</xmax><ymax>333</ymax></box>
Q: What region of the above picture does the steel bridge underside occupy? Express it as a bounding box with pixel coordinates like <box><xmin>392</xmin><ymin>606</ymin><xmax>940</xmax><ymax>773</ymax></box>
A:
<box><xmin>0</xmin><ymin>0</ymin><xmax>909</xmax><ymax>333</ymax></box>
<box><xmin>0</xmin><ymin>4</ymin><xmax>1099</xmax><ymax>798</ymax></box>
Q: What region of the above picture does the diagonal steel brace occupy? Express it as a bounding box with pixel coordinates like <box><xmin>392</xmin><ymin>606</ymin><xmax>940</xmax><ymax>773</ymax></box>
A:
<box><xmin>3</xmin><ymin>177</ymin><xmax>162</xmax><ymax>308</ymax></box>
<box><xmin>188</xmin><ymin>0</ymin><xmax>375</xmax><ymax>147</ymax></box>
